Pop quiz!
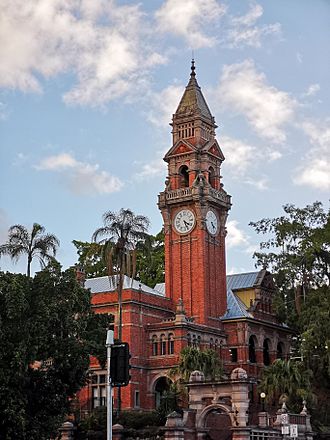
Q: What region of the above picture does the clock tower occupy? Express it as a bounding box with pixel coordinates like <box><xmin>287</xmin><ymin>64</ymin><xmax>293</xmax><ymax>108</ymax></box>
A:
<box><xmin>158</xmin><ymin>61</ymin><xmax>231</xmax><ymax>327</ymax></box>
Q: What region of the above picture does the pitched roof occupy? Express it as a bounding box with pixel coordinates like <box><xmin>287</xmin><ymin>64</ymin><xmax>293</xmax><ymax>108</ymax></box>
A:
<box><xmin>174</xmin><ymin>60</ymin><xmax>213</xmax><ymax>122</ymax></box>
<box><xmin>221</xmin><ymin>290</ymin><xmax>253</xmax><ymax>320</ymax></box>
<box><xmin>226</xmin><ymin>271</ymin><xmax>259</xmax><ymax>291</ymax></box>
<box><xmin>85</xmin><ymin>275</ymin><xmax>165</xmax><ymax>296</ymax></box>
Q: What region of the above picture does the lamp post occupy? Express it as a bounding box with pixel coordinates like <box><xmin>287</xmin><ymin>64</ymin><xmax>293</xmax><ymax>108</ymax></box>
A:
<box><xmin>106</xmin><ymin>329</ymin><xmax>114</xmax><ymax>440</ymax></box>
<box><xmin>260</xmin><ymin>392</ymin><xmax>266</xmax><ymax>412</ymax></box>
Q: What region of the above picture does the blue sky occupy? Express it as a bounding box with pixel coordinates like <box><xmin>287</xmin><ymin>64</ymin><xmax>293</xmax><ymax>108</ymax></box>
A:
<box><xmin>1</xmin><ymin>0</ymin><xmax>329</xmax><ymax>278</ymax></box>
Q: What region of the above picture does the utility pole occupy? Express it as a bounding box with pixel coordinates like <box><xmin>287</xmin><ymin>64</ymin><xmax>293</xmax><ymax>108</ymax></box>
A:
<box><xmin>106</xmin><ymin>329</ymin><xmax>114</xmax><ymax>440</ymax></box>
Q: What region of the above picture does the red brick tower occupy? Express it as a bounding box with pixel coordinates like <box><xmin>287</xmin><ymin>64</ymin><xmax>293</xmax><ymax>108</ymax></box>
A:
<box><xmin>158</xmin><ymin>61</ymin><xmax>231</xmax><ymax>326</ymax></box>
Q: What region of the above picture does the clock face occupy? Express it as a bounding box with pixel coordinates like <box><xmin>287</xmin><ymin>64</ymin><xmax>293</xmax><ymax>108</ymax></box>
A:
<box><xmin>174</xmin><ymin>209</ymin><xmax>195</xmax><ymax>234</ymax></box>
<box><xmin>206</xmin><ymin>210</ymin><xmax>218</xmax><ymax>235</ymax></box>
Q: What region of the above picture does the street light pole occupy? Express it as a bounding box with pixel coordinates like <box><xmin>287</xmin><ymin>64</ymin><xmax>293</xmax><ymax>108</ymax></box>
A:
<box><xmin>106</xmin><ymin>329</ymin><xmax>114</xmax><ymax>440</ymax></box>
<box><xmin>260</xmin><ymin>392</ymin><xmax>266</xmax><ymax>412</ymax></box>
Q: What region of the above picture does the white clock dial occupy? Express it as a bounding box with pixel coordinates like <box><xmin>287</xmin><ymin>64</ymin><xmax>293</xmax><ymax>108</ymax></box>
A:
<box><xmin>174</xmin><ymin>209</ymin><xmax>195</xmax><ymax>234</ymax></box>
<box><xmin>206</xmin><ymin>210</ymin><xmax>218</xmax><ymax>235</ymax></box>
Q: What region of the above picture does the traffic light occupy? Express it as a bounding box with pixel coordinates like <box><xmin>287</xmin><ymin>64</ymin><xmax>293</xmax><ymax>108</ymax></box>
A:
<box><xmin>110</xmin><ymin>342</ymin><xmax>131</xmax><ymax>387</ymax></box>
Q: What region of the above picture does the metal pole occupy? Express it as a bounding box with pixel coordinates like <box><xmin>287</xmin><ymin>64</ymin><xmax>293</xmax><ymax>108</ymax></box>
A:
<box><xmin>106</xmin><ymin>330</ymin><xmax>114</xmax><ymax>440</ymax></box>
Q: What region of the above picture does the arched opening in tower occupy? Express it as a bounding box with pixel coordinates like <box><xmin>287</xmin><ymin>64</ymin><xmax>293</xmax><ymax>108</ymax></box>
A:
<box><xmin>179</xmin><ymin>165</ymin><xmax>189</xmax><ymax>188</ymax></box>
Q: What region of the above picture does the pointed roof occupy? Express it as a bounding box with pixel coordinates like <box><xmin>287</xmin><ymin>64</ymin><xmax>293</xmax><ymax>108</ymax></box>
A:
<box><xmin>174</xmin><ymin>60</ymin><xmax>213</xmax><ymax>121</ymax></box>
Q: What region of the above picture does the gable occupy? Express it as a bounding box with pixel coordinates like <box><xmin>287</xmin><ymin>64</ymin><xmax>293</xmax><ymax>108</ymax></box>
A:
<box><xmin>201</xmin><ymin>140</ymin><xmax>225</xmax><ymax>160</ymax></box>
<box><xmin>164</xmin><ymin>140</ymin><xmax>196</xmax><ymax>160</ymax></box>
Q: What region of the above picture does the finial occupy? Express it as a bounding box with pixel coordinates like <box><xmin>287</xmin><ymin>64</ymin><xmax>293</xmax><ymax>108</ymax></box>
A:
<box><xmin>191</xmin><ymin>58</ymin><xmax>196</xmax><ymax>77</ymax></box>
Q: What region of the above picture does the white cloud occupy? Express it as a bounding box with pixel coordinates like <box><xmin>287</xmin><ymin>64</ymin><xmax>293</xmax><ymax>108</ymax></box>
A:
<box><xmin>293</xmin><ymin>120</ymin><xmax>330</xmax><ymax>191</ymax></box>
<box><xmin>221</xmin><ymin>136</ymin><xmax>258</xmax><ymax>175</ymax></box>
<box><xmin>134</xmin><ymin>155</ymin><xmax>167</xmax><ymax>181</ymax></box>
<box><xmin>155</xmin><ymin>0</ymin><xmax>226</xmax><ymax>48</ymax></box>
<box><xmin>215</xmin><ymin>59</ymin><xmax>297</xmax><ymax>143</ymax></box>
<box><xmin>0</xmin><ymin>0</ymin><xmax>165</xmax><ymax>106</ymax></box>
<box><xmin>36</xmin><ymin>153</ymin><xmax>123</xmax><ymax>195</ymax></box>
<box><xmin>226</xmin><ymin>220</ymin><xmax>249</xmax><ymax>249</ymax></box>
<box><xmin>147</xmin><ymin>85</ymin><xmax>183</xmax><ymax>128</ymax></box>
<box><xmin>304</xmin><ymin>83</ymin><xmax>320</xmax><ymax>97</ymax></box>
<box><xmin>227</xmin><ymin>3</ymin><xmax>281</xmax><ymax>48</ymax></box>
<box><xmin>220</xmin><ymin>135</ymin><xmax>280</xmax><ymax>187</ymax></box>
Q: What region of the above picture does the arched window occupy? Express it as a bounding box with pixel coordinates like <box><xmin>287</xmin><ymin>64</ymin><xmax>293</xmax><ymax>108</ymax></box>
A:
<box><xmin>160</xmin><ymin>334</ymin><xmax>166</xmax><ymax>355</ymax></box>
<box><xmin>209</xmin><ymin>167</ymin><xmax>216</xmax><ymax>188</ymax></box>
<box><xmin>277</xmin><ymin>342</ymin><xmax>284</xmax><ymax>359</ymax></box>
<box><xmin>168</xmin><ymin>333</ymin><xmax>174</xmax><ymax>355</ymax></box>
<box><xmin>192</xmin><ymin>335</ymin><xmax>197</xmax><ymax>348</ymax></box>
<box><xmin>249</xmin><ymin>336</ymin><xmax>257</xmax><ymax>363</ymax></box>
<box><xmin>210</xmin><ymin>338</ymin><xmax>214</xmax><ymax>349</ymax></box>
<box><xmin>263</xmin><ymin>339</ymin><xmax>270</xmax><ymax>366</ymax></box>
<box><xmin>197</xmin><ymin>335</ymin><xmax>201</xmax><ymax>348</ymax></box>
<box><xmin>187</xmin><ymin>333</ymin><xmax>191</xmax><ymax>346</ymax></box>
<box><xmin>152</xmin><ymin>335</ymin><xmax>158</xmax><ymax>356</ymax></box>
<box><xmin>179</xmin><ymin>165</ymin><xmax>189</xmax><ymax>188</ymax></box>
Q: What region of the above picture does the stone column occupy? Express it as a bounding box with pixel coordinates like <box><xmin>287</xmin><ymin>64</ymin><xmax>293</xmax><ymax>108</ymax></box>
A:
<box><xmin>58</xmin><ymin>421</ymin><xmax>76</xmax><ymax>440</ymax></box>
<box><xmin>113</xmin><ymin>423</ymin><xmax>124</xmax><ymax>440</ymax></box>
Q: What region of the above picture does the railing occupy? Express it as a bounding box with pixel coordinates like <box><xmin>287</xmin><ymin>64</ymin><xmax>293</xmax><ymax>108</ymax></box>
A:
<box><xmin>250</xmin><ymin>429</ymin><xmax>281</xmax><ymax>440</ymax></box>
<box><xmin>166</xmin><ymin>188</ymin><xmax>192</xmax><ymax>200</ymax></box>
<box><xmin>209</xmin><ymin>187</ymin><xmax>231</xmax><ymax>204</ymax></box>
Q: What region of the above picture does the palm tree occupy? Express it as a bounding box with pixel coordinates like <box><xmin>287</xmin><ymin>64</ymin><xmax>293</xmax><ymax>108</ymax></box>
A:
<box><xmin>92</xmin><ymin>208</ymin><xmax>150</xmax><ymax>342</ymax></box>
<box><xmin>259</xmin><ymin>359</ymin><xmax>313</xmax><ymax>408</ymax></box>
<box><xmin>0</xmin><ymin>223</ymin><xmax>60</xmax><ymax>277</ymax></box>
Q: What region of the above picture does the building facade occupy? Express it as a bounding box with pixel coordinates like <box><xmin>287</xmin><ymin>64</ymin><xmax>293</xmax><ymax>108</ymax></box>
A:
<box><xmin>78</xmin><ymin>62</ymin><xmax>292</xmax><ymax>415</ymax></box>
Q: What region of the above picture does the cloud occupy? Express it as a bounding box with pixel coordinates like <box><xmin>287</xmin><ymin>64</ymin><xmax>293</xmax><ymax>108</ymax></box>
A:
<box><xmin>304</xmin><ymin>83</ymin><xmax>320</xmax><ymax>97</ymax></box>
<box><xmin>221</xmin><ymin>136</ymin><xmax>258</xmax><ymax>176</ymax></box>
<box><xmin>155</xmin><ymin>0</ymin><xmax>226</xmax><ymax>48</ymax></box>
<box><xmin>293</xmin><ymin>120</ymin><xmax>330</xmax><ymax>191</ymax></box>
<box><xmin>0</xmin><ymin>0</ymin><xmax>165</xmax><ymax>106</ymax></box>
<box><xmin>226</xmin><ymin>3</ymin><xmax>281</xmax><ymax>48</ymax></box>
<box><xmin>36</xmin><ymin>153</ymin><xmax>123</xmax><ymax>195</ymax></box>
<box><xmin>226</xmin><ymin>220</ymin><xmax>250</xmax><ymax>249</ymax></box>
<box><xmin>134</xmin><ymin>155</ymin><xmax>167</xmax><ymax>181</ymax></box>
<box><xmin>220</xmin><ymin>135</ymin><xmax>280</xmax><ymax>187</ymax></box>
<box><xmin>215</xmin><ymin>59</ymin><xmax>297</xmax><ymax>143</ymax></box>
<box><xmin>147</xmin><ymin>85</ymin><xmax>183</xmax><ymax>128</ymax></box>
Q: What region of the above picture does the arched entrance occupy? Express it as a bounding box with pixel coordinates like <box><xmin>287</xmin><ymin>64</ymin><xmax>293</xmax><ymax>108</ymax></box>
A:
<box><xmin>201</xmin><ymin>405</ymin><xmax>232</xmax><ymax>440</ymax></box>
<box><xmin>154</xmin><ymin>376</ymin><xmax>171</xmax><ymax>408</ymax></box>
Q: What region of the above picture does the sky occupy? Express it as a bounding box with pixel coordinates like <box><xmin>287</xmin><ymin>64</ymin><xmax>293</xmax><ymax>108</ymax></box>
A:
<box><xmin>1</xmin><ymin>0</ymin><xmax>329</xmax><ymax>279</ymax></box>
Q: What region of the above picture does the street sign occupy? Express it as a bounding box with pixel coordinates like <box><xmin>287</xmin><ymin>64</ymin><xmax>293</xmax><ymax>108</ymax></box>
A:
<box><xmin>290</xmin><ymin>424</ymin><xmax>298</xmax><ymax>438</ymax></box>
<box><xmin>282</xmin><ymin>426</ymin><xmax>290</xmax><ymax>435</ymax></box>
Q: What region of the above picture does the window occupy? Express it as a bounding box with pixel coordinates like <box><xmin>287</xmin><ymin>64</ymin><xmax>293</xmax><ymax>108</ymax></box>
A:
<box><xmin>168</xmin><ymin>334</ymin><xmax>174</xmax><ymax>355</ymax></box>
<box><xmin>134</xmin><ymin>390</ymin><xmax>140</xmax><ymax>408</ymax></box>
<box><xmin>277</xmin><ymin>342</ymin><xmax>284</xmax><ymax>359</ymax></box>
<box><xmin>91</xmin><ymin>372</ymin><xmax>107</xmax><ymax>409</ymax></box>
<box><xmin>197</xmin><ymin>336</ymin><xmax>201</xmax><ymax>347</ymax></box>
<box><xmin>263</xmin><ymin>339</ymin><xmax>270</xmax><ymax>366</ymax></box>
<box><xmin>192</xmin><ymin>335</ymin><xmax>197</xmax><ymax>348</ymax></box>
<box><xmin>209</xmin><ymin>167</ymin><xmax>216</xmax><ymax>188</ymax></box>
<box><xmin>160</xmin><ymin>334</ymin><xmax>166</xmax><ymax>355</ymax></box>
<box><xmin>152</xmin><ymin>335</ymin><xmax>158</xmax><ymax>356</ymax></box>
<box><xmin>210</xmin><ymin>338</ymin><xmax>214</xmax><ymax>349</ymax></box>
<box><xmin>179</xmin><ymin>165</ymin><xmax>189</xmax><ymax>188</ymax></box>
<box><xmin>230</xmin><ymin>348</ymin><xmax>238</xmax><ymax>362</ymax></box>
<box><xmin>249</xmin><ymin>336</ymin><xmax>257</xmax><ymax>363</ymax></box>
<box><xmin>187</xmin><ymin>333</ymin><xmax>191</xmax><ymax>346</ymax></box>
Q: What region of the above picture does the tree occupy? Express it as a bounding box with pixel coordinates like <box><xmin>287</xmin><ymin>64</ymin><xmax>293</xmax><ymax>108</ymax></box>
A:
<box><xmin>72</xmin><ymin>230</ymin><xmax>165</xmax><ymax>287</ymax></box>
<box><xmin>170</xmin><ymin>347</ymin><xmax>224</xmax><ymax>382</ymax></box>
<box><xmin>250</xmin><ymin>202</ymin><xmax>330</xmax><ymax>325</ymax></box>
<box><xmin>258</xmin><ymin>359</ymin><xmax>313</xmax><ymax>410</ymax></box>
<box><xmin>0</xmin><ymin>223</ymin><xmax>60</xmax><ymax>277</ymax></box>
<box><xmin>92</xmin><ymin>208</ymin><xmax>150</xmax><ymax>342</ymax></box>
<box><xmin>251</xmin><ymin>202</ymin><xmax>330</xmax><ymax>428</ymax></box>
<box><xmin>0</xmin><ymin>263</ymin><xmax>112</xmax><ymax>440</ymax></box>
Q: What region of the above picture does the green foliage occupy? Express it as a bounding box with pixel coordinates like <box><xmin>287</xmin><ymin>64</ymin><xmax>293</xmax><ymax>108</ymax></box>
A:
<box><xmin>117</xmin><ymin>410</ymin><xmax>162</xmax><ymax>429</ymax></box>
<box><xmin>72</xmin><ymin>240</ymin><xmax>107</xmax><ymax>278</ymax></box>
<box><xmin>73</xmin><ymin>230</ymin><xmax>165</xmax><ymax>289</ymax></box>
<box><xmin>259</xmin><ymin>359</ymin><xmax>313</xmax><ymax>410</ymax></box>
<box><xmin>251</xmin><ymin>202</ymin><xmax>330</xmax><ymax>429</ymax></box>
<box><xmin>136</xmin><ymin>229</ymin><xmax>165</xmax><ymax>287</ymax></box>
<box><xmin>250</xmin><ymin>202</ymin><xmax>329</xmax><ymax>323</ymax></box>
<box><xmin>170</xmin><ymin>346</ymin><xmax>224</xmax><ymax>382</ymax></box>
<box><xmin>0</xmin><ymin>263</ymin><xmax>113</xmax><ymax>440</ymax></box>
<box><xmin>0</xmin><ymin>223</ymin><xmax>60</xmax><ymax>277</ymax></box>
